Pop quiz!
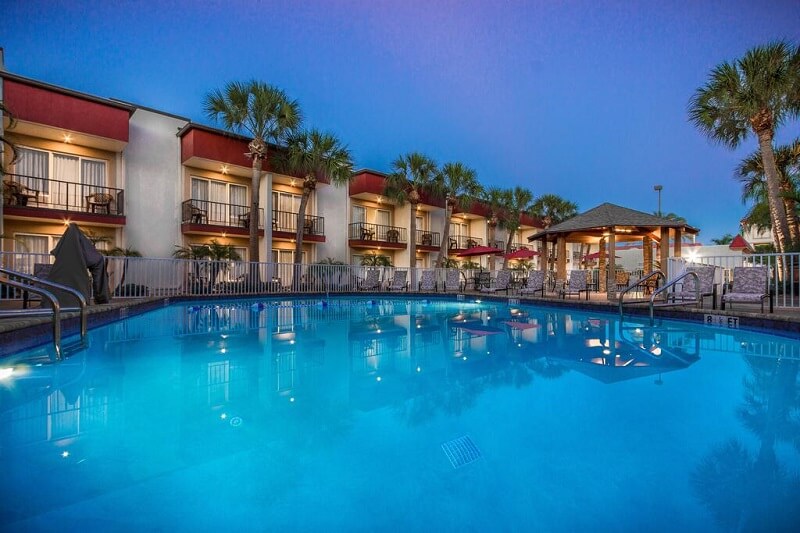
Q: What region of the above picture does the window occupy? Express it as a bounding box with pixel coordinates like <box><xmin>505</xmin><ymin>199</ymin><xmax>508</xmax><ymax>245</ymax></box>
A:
<box><xmin>191</xmin><ymin>177</ymin><xmax>250</xmax><ymax>225</ymax></box>
<box><xmin>273</xmin><ymin>191</ymin><xmax>301</xmax><ymax>213</ymax></box>
<box><xmin>376</xmin><ymin>209</ymin><xmax>391</xmax><ymax>227</ymax></box>
<box><xmin>13</xmin><ymin>233</ymin><xmax>61</xmax><ymax>273</ymax></box>
<box><xmin>15</xmin><ymin>147</ymin><xmax>107</xmax><ymax>197</ymax></box>
<box><xmin>416</xmin><ymin>213</ymin><xmax>427</xmax><ymax>231</ymax></box>
<box><xmin>352</xmin><ymin>205</ymin><xmax>366</xmax><ymax>224</ymax></box>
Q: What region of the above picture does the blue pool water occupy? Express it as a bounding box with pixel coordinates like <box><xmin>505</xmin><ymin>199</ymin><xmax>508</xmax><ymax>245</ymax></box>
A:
<box><xmin>2</xmin><ymin>297</ymin><xmax>800</xmax><ymax>531</ymax></box>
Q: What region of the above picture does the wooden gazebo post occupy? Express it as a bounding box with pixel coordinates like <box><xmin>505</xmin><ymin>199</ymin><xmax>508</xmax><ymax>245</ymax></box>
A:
<box><xmin>556</xmin><ymin>235</ymin><xmax>567</xmax><ymax>282</ymax></box>
<box><xmin>659</xmin><ymin>227</ymin><xmax>670</xmax><ymax>273</ymax></box>
<box><xmin>598</xmin><ymin>237</ymin><xmax>606</xmax><ymax>292</ymax></box>
<box><xmin>607</xmin><ymin>229</ymin><xmax>617</xmax><ymax>300</ymax></box>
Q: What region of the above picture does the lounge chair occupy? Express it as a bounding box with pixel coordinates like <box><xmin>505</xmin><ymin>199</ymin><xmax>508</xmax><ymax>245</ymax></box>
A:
<box><xmin>519</xmin><ymin>270</ymin><xmax>545</xmax><ymax>296</ymax></box>
<box><xmin>360</xmin><ymin>269</ymin><xmax>382</xmax><ymax>291</ymax></box>
<box><xmin>561</xmin><ymin>270</ymin><xmax>590</xmax><ymax>300</ymax></box>
<box><xmin>721</xmin><ymin>266</ymin><xmax>772</xmax><ymax>313</ymax></box>
<box><xmin>388</xmin><ymin>270</ymin><xmax>408</xmax><ymax>291</ymax></box>
<box><xmin>480</xmin><ymin>270</ymin><xmax>511</xmax><ymax>295</ymax></box>
<box><xmin>444</xmin><ymin>269</ymin><xmax>462</xmax><ymax>292</ymax></box>
<box><xmin>667</xmin><ymin>264</ymin><xmax>718</xmax><ymax>308</ymax></box>
<box><xmin>418</xmin><ymin>269</ymin><xmax>437</xmax><ymax>292</ymax></box>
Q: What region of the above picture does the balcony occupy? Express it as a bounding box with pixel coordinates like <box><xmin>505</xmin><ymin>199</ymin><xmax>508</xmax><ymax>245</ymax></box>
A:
<box><xmin>273</xmin><ymin>209</ymin><xmax>325</xmax><ymax>241</ymax></box>
<box><xmin>415</xmin><ymin>229</ymin><xmax>441</xmax><ymax>250</ymax></box>
<box><xmin>181</xmin><ymin>199</ymin><xmax>264</xmax><ymax>235</ymax></box>
<box><xmin>3</xmin><ymin>173</ymin><xmax>125</xmax><ymax>223</ymax></box>
<box><xmin>447</xmin><ymin>235</ymin><xmax>483</xmax><ymax>252</ymax></box>
<box><xmin>509</xmin><ymin>242</ymin><xmax>531</xmax><ymax>252</ymax></box>
<box><xmin>348</xmin><ymin>222</ymin><xmax>407</xmax><ymax>249</ymax></box>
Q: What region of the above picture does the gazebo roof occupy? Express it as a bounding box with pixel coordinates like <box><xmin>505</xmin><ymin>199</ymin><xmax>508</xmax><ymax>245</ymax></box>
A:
<box><xmin>527</xmin><ymin>202</ymin><xmax>699</xmax><ymax>243</ymax></box>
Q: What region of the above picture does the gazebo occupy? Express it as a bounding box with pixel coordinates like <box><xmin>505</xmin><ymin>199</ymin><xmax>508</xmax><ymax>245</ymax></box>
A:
<box><xmin>527</xmin><ymin>202</ymin><xmax>699</xmax><ymax>299</ymax></box>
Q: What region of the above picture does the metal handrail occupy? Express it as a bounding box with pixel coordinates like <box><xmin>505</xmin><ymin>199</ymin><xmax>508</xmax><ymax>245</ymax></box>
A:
<box><xmin>0</xmin><ymin>278</ymin><xmax>65</xmax><ymax>360</ymax></box>
<box><xmin>618</xmin><ymin>270</ymin><xmax>665</xmax><ymax>320</ymax></box>
<box><xmin>0</xmin><ymin>266</ymin><xmax>88</xmax><ymax>341</ymax></box>
<box><xmin>648</xmin><ymin>271</ymin><xmax>700</xmax><ymax>324</ymax></box>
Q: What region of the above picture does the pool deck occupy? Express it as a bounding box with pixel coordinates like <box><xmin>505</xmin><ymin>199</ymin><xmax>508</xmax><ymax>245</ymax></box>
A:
<box><xmin>2</xmin><ymin>289</ymin><xmax>799</xmax><ymax>356</ymax></box>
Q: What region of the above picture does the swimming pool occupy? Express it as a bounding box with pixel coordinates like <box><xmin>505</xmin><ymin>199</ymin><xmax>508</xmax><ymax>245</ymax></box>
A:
<box><xmin>2</xmin><ymin>296</ymin><xmax>799</xmax><ymax>530</ymax></box>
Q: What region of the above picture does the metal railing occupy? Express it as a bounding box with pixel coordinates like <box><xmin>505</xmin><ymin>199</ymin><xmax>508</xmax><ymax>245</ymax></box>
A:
<box><xmin>3</xmin><ymin>173</ymin><xmax>124</xmax><ymax>215</ymax></box>
<box><xmin>348</xmin><ymin>222</ymin><xmax>407</xmax><ymax>243</ymax></box>
<box><xmin>448</xmin><ymin>235</ymin><xmax>483</xmax><ymax>250</ymax></box>
<box><xmin>181</xmin><ymin>199</ymin><xmax>264</xmax><ymax>229</ymax></box>
<box><xmin>274</xmin><ymin>209</ymin><xmax>325</xmax><ymax>236</ymax></box>
<box><xmin>668</xmin><ymin>253</ymin><xmax>800</xmax><ymax>309</ymax></box>
<box><xmin>415</xmin><ymin>229</ymin><xmax>441</xmax><ymax>247</ymax></box>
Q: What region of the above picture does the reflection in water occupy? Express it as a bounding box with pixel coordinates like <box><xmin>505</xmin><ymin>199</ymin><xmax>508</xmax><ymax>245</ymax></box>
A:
<box><xmin>2</xmin><ymin>297</ymin><xmax>800</xmax><ymax>527</ymax></box>
<box><xmin>691</xmin><ymin>351</ymin><xmax>800</xmax><ymax>530</ymax></box>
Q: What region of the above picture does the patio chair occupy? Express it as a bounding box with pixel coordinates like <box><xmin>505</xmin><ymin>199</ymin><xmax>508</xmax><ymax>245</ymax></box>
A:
<box><xmin>561</xmin><ymin>270</ymin><xmax>590</xmax><ymax>300</ymax></box>
<box><xmin>480</xmin><ymin>270</ymin><xmax>512</xmax><ymax>295</ymax></box>
<box><xmin>388</xmin><ymin>270</ymin><xmax>408</xmax><ymax>291</ymax></box>
<box><xmin>360</xmin><ymin>269</ymin><xmax>382</xmax><ymax>291</ymax></box>
<box><xmin>386</xmin><ymin>229</ymin><xmax>400</xmax><ymax>243</ymax></box>
<box><xmin>418</xmin><ymin>269</ymin><xmax>437</xmax><ymax>292</ymax></box>
<box><xmin>421</xmin><ymin>232</ymin><xmax>433</xmax><ymax>246</ymax></box>
<box><xmin>519</xmin><ymin>270</ymin><xmax>545</xmax><ymax>297</ymax></box>
<box><xmin>721</xmin><ymin>266</ymin><xmax>772</xmax><ymax>313</ymax></box>
<box><xmin>444</xmin><ymin>269</ymin><xmax>462</xmax><ymax>292</ymax></box>
<box><xmin>86</xmin><ymin>192</ymin><xmax>114</xmax><ymax>214</ymax></box>
<box><xmin>667</xmin><ymin>264</ymin><xmax>718</xmax><ymax>308</ymax></box>
<box><xmin>3</xmin><ymin>180</ymin><xmax>39</xmax><ymax>206</ymax></box>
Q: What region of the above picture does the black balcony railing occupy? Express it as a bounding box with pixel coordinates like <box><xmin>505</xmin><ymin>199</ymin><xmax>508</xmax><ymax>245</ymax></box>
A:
<box><xmin>182</xmin><ymin>199</ymin><xmax>264</xmax><ymax>229</ymax></box>
<box><xmin>488</xmin><ymin>239</ymin><xmax>506</xmax><ymax>250</ymax></box>
<box><xmin>447</xmin><ymin>235</ymin><xmax>483</xmax><ymax>250</ymax></box>
<box><xmin>273</xmin><ymin>209</ymin><xmax>325</xmax><ymax>236</ymax></box>
<box><xmin>3</xmin><ymin>173</ymin><xmax>124</xmax><ymax>215</ymax></box>
<box><xmin>509</xmin><ymin>242</ymin><xmax>531</xmax><ymax>252</ymax></box>
<box><xmin>348</xmin><ymin>222</ymin><xmax>407</xmax><ymax>243</ymax></box>
<box><xmin>415</xmin><ymin>229</ymin><xmax>441</xmax><ymax>247</ymax></box>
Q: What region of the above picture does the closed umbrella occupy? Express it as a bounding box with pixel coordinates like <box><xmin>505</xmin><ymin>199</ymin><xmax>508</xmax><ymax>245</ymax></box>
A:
<box><xmin>457</xmin><ymin>245</ymin><xmax>504</xmax><ymax>257</ymax></box>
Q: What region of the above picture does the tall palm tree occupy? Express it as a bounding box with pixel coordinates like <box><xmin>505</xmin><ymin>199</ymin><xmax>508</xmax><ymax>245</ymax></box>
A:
<box><xmin>500</xmin><ymin>186</ymin><xmax>534</xmax><ymax>269</ymax></box>
<box><xmin>530</xmin><ymin>194</ymin><xmax>578</xmax><ymax>268</ymax></box>
<box><xmin>481</xmin><ymin>187</ymin><xmax>508</xmax><ymax>270</ymax></box>
<box><xmin>278</xmin><ymin>129</ymin><xmax>354</xmax><ymax>273</ymax></box>
<box><xmin>689</xmin><ymin>41</ymin><xmax>800</xmax><ymax>253</ymax></box>
<box><xmin>433</xmin><ymin>162</ymin><xmax>481</xmax><ymax>268</ymax></box>
<box><xmin>204</xmin><ymin>80</ymin><xmax>301</xmax><ymax>265</ymax></box>
<box><xmin>384</xmin><ymin>152</ymin><xmax>438</xmax><ymax>281</ymax></box>
<box><xmin>737</xmin><ymin>140</ymin><xmax>800</xmax><ymax>246</ymax></box>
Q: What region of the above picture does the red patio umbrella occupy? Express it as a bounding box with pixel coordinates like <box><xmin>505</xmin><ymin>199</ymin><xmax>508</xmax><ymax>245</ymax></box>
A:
<box><xmin>457</xmin><ymin>245</ymin><xmax>505</xmax><ymax>257</ymax></box>
<box><xmin>504</xmin><ymin>248</ymin><xmax>540</xmax><ymax>260</ymax></box>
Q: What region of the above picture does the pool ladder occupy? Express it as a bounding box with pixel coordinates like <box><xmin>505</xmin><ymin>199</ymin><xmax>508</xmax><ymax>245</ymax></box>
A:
<box><xmin>619</xmin><ymin>270</ymin><xmax>704</xmax><ymax>325</ymax></box>
<box><xmin>0</xmin><ymin>267</ymin><xmax>88</xmax><ymax>361</ymax></box>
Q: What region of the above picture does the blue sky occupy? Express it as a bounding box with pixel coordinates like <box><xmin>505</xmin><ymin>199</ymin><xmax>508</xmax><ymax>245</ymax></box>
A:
<box><xmin>3</xmin><ymin>0</ymin><xmax>799</xmax><ymax>241</ymax></box>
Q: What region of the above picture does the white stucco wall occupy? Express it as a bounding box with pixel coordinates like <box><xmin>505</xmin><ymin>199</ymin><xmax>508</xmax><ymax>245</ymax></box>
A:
<box><xmin>125</xmin><ymin>108</ymin><xmax>187</xmax><ymax>258</ymax></box>
<box><xmin>316</xmin><ymin>182</ymin><xmax>349</xmax><ymax>262</ymax></box>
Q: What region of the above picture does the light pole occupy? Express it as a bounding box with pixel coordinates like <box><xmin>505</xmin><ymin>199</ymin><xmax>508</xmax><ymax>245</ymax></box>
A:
<box><xmin>654</xmin><ymin>185</ymin><xmax>663</xmax><ymax>217</ymax></box>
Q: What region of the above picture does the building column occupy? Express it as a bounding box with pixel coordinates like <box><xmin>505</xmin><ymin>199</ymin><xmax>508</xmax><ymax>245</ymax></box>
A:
<box><xmin>607</xmin><ymin>231</ymin><xmax>617</xmax><ymax>300</ymax></box>
<box><xmin>659</xmin><ymin>226</ymin><xmax>669</xmax><ymax>272</ymax></box>
<box><xmin>556</xmin><ymin>236</ymin><xmax>567</xmax><ymax>281</ymax></box>
<box><xmin>598</xmin><ymin>237</ymin><xmax>606</xmax><ymax>292</ymax></box>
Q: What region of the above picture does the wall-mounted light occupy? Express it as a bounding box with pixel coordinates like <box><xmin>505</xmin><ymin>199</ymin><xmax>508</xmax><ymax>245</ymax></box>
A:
<box><xmin>290</xmin><ymin>178</ymin><xmax>296</xmax><ymax>187</ymax></box>
<box><xmin>221</xmin><ymin>165</ymin><xmax>229</xmax><ymax>174</ymax></box>
<box><xmin>63</xmin><ymin>133</ymin><xmax>72</xmax><ymax>143</ymax></box>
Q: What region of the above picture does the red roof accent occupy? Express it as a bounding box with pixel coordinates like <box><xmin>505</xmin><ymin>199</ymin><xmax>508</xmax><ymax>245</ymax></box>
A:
<box><xmin>4</xmin><ymin>79</ymin><xmax>130</xmax><ymax>142</ymax></box>
<box><xmin>728</xmin><ymin>235</ymin><xmax>753</xmax><ymax>251</ymax></box>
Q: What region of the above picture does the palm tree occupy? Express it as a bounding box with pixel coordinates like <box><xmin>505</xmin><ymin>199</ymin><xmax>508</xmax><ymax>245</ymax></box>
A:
<box><xmin>711</xmin><ymin>234</ymin><xmax>736</xmax><ymax>245</ymax></box>
<box><xmin>737</xmin><ymin>140</ymin><xmax>800</xmax><ymax>247</ymax></box>
<box><xmin>689</xmin><ymin>41</ymin><xmax>800</xmax><ymax>253</ymax></box>
<box><xmin>173</xmin><ymin>239</ymin><xmax>241</xmax><ymax>292</ymax></box>
<box><xmin>384</xmin><ymin>152</ymin><xmax>438</xmax><ymax>283</ymax></box>
<box><xmin>107</xmin><ymin>246</ymin><xmax>142</xmax><ymax>294</ymax></box>
<box><xmin>204</xmin><ymin>80</ymin><xmax>301</xmax><ymax>266</ymax></box>
<box><xmin>433</xmin><ymin>162</ymin><xmax>481</xmax><ymax>268</ymax></box>
<box><xmin>360</xmin><ymin>253</ymin><xmax>393</xmax><ymax>267</ymax></box>
<box><xmin>481</xmin><ymin>187</ymin><xmax>508</xmax><ymax>270</ymax></box>
<box><xmin>277</xmin><ymin>129</ymin><xmax>354</xmax><ymax>279</ymax></box>
<box><xmin>500</xmin><ymin>187</ymin><xmax>534</xmax><ymax>269</ymax></box>
<box><xmin>530</xmin><ymin>194</ymin><xmax>578</xmax><ymax>268</ymax></box>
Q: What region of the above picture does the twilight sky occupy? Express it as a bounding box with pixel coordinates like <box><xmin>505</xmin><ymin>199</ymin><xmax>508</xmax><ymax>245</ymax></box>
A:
<box><xmin>3</xmin><ymin>0</ymin><xmax>800</xmax><ymax>242</ymax></box>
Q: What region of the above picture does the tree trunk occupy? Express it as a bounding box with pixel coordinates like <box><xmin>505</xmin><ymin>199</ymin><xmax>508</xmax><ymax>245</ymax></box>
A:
<box><xmin>292</xmin><ymin>177</ymin><xmax>314</xmax><ymax>289</ymax></box>
<box><xmin>779</xmin><ymin>178</ymin><xmax>799</xmax><ymax>247</ymax></box>
<box><xmin>502</xmin><ymin>229</ymin><xmax>515</xmax><ymax>269</ymax></box>
<box><xmin>409</xmin><ymin>200</ymin><xmax>418</xmax><ymax>287</ymax></box>
<box><xmin>437</xmin><ymin>200</ymin><xmax>454</xmax><ymax>268</ymax></box>
<box><xmin>250</xmin><ymin>157</ymin><xmax>262</xmax><ymax>264</ymax></box>
<box><xmin>756</xmin><ymin>129</ymin><xmax>791</xmax><ymax>253</ymax></box>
